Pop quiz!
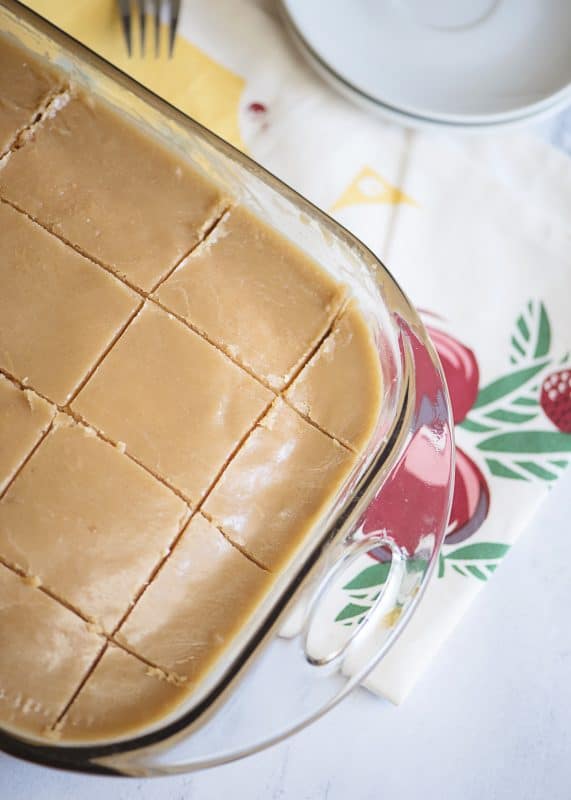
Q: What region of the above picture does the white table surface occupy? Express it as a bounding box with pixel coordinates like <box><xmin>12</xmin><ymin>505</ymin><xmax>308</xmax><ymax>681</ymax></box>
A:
<box><xmin>3</xmin><ymin>107</ymin><xmax>571</xmax><ymax>800</ymax></box>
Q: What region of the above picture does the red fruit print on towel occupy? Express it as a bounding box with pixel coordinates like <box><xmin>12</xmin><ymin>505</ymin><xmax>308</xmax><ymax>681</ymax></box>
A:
<box><xmin>335</xmin><ymin>318</ymin><xmax>487</xmax><ymax>625</ymax></box>
<box><xmin>335</xmin><ymin>300</ymin><xmax>570</xmax><ymax>623</ymax></box>
<box><xmin>540</xmin><ymin>369</ymin><xmax>571</xmax><ymax>433</ymax></box>
<box><xmin>445</xmin><ymin>449</ymin><xmax>490</xmax><ymax>546</ymax></box>
<box><xmin>427</xmin><ymin>327</ymin><xmax>479</xmax><ymax>425</ymax></box>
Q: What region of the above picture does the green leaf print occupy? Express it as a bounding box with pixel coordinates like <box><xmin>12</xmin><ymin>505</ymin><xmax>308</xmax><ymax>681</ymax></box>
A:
<box><xmin>460</xmin><ymin>418</ymin><xmax>498</xmax><ymax>433</ymax></box>
<box><xmin>509</xmin><ymin>300</ymin><xmax>551</xmax><ymax>365</ymax></box>
<box><xmin>511</xmin><ymin>336</ymin><xmax>526</xmax><ymax>358</ymax></box>
<box><xmin>435</xmin><ymin>542</ymin><xmax>511</xmax><ymax>583</ymax></box>
<box><xmin>445</xmin><ymin>543</ymin><xmax>510</xmax><ymax>561</ymax></box>
<box><xmin>516</xmin><ymin>461</ymin><xmax>558</xmax><ymax>481</ymax></box>
<box><xmin>473</xmin><ymin>361</ymin><xmax>549</xmax><ymax>409</ymax></box>
<box><xmin>465</xmin><ymin>565</ymin><xmax>487</xmax><ymax>581</ymax></box>
<box><xmin>485</xmin><ymin>408</ymin><xmax>538</xmax><ymax>424</ymax></box>
<box><xmin>447</xmin><ymin>301</ymin><xmax>569</xmax><ymax>485</ymax></box>
<box><xmin>478</xmin><ymin>431</ymin><xmax>571</xmax><ymax>454</ymax></box>
<box><xmin>460</xmin><ymin>300</ymin><xmax>569</xmax><ymax>483</ymax></box>
<box><xmin>485</xmin><ymin>458</ymin><xmax>528</xmax><ymax>480</ymax></box>
<box><xmin>343</xmin><ymin>561</ymin><xmax>391</xmax><ymax>591</ymax></box>
<box><xmin>335</xmin><ymin>602</ymin><xmax>370</xmax><ymax>623</ymax></box>
<box><xmin>334</xmin><ymin>544</ymin><xmax>512</xmax><ymax>625</ymax></box>
<box><xmin>512</xmin><ymin>396</ymin><xmax>538</xmax><ymax>407</ymax></box>
<box><xmin>485</xmin><ymin>454</ymin><xmax>567</xmax><ymax>482</ymax></box>
<box><xmin>534</xmin><ymin>302</ymin><xmax>551</xmax><ymax>357</ymax></box>
<box><xmin>516</xmin><ymin>314</ymin><xmax>530</xmax><ymax>342</ymax></box>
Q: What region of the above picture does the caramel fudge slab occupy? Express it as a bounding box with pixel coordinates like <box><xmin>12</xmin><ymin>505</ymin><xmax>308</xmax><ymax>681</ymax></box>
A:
<box><xmin>0</xmin><ymin>375</ymin><xmax>55</xmax><ymax>494</ymax></box>
<box><xmin>0</xmin><ymin>201</ymin><xmax>139</xmax><ymax>405</ymax></box>
<box><xmin>0</xmin><ymin>415</ymin><xmax>189</xmax><ymax>632</ymax></box>
<box><xmin>0</xmin><ymin>93</ymin><xmax>226</xmax><ymax>291</ymax></box>
<box><xmin>0</xmin><ymin>563</ymin><xmax>103</xmax><ymax>739</ymax></box>
<box><xmin>285</xmin><ymin>300</ymin><xmax>382</xmax><ymax>451</ymax></box>
<box><xmin>59</xmin><ymin>646</ymin><xmax>186</xmax><ymax>743</ymax></box>
<box><xmin>0</xmin><ymin>36</ymin><xmax>62</xmax><ymax>156</ymax></box>
<box><xmin>73</xmin><ymin>303</ymin><xmax>273</xmax><ymax>503</ymax></box>
<box><xmin>116</xmin><ymin>514</ymin><xmax>272</xmax><ymax>689</ymax></box>
<box><xmin>204</xmin><ymin>401</ymin><xmax>356</xmax><ymax>572</ymax></box>
<box><xmin>155</xmin><ymin>206</ymin><xmax>346</xmax><ymax>389</ymax></box>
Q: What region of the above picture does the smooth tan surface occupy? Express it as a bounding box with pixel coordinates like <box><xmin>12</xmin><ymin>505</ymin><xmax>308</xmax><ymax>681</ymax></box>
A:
<box><xmin>0</xmin><ymin>201</ymin><xmax>139</xmax><ymax>405</ymax></box>
<box><xmin>73</xmin><ymin>303</ymin><xmax>273</xmax><ymax>503</ymax></box>
<box><xmin>204</xmin><ymin>401</ymin><xmax>356</xmax><ymax>571</ymax></box>
<box><xmin>0</xmin><ymin>93</ymin><xmax>226</xmax><ymax>291</ymax></box>
<box><xmin>0</xmin><ymin>416</ymin><xmax>189</xmax><ymax>631</ymax></box>
<box><xmin>0</xmin><ymin>375</ymin><xmax>55</xmax><ymax>494</ymax></box>
<box><xmin>117</xmin><ymin>513</ymin><xmax>271</xmax><ymax>683</ymax></box>
<box><xmin>0</xmin><ymin>564</ymin><xmax>103</xmax><ymax>738</ymax></box>
<box><xmin>156</xmin><ymin>206</ymin><xmax>346</xmax><ymax>389</ymax></box>
<box><xmin>60</xmin><ymin>646</ymin><xmax>186</xmax><ymax>743</ymax></box>
<box><xmin>0</xmin><ymin>35</ymin><xmax>61</xmax><ymax>155</ymax></box>
<box><xmin>286</xmin><ymin>301</ymin><xmax>382</xmax><ymax>450</ymax></box>
<box><xmin>0</xmin><ymin>42</ymin><xmax>383</xmax><ymax>745</ymax></box>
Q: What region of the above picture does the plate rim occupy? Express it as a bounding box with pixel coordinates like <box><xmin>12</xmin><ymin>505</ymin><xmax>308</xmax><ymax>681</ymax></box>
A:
<box><xmin>279</xmin><ymin>0</ymin><xmax>571</xmax><ymax>125</ymax></box>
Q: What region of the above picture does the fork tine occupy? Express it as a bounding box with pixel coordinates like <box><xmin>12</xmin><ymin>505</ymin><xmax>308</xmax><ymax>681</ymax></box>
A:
<box><xmin>153</xmin><ymin>0</ymin><xmax>161</xmax><ymax>58</ymax></box>
<box><xmin>118</xmin><ymin>0</ymin><xmax>133</xmax><ymax>57</ymax></box>
<box><xmin>167</xmin><ymin>0</ymin><xmax>181</xmax><ymax>59</ymax></box>
<box><xmin>137</xmin><ymin>0</ymin><xmax>146</xmax><ymax>57</ymax></box>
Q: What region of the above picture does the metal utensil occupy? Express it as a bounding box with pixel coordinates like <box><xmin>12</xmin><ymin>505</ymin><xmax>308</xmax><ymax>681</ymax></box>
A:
<box><xmin>117</xmin><ymin>0</ymin><xmax>181</xmax><ymax>58</ymax></box>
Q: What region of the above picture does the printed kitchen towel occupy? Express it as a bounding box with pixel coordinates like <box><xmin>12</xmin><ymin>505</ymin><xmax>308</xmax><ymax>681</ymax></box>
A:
<box><xmin>24</xmin><ymin>0</ymin><xmax>571</xmax><ymax>703</ymax></box>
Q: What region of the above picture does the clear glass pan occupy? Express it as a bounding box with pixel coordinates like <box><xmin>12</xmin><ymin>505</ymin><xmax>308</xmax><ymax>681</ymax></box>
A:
<box><xmin>0</xmin><ymin>0</ymin><xmax>454</xmax><ymax>777</ymax></box>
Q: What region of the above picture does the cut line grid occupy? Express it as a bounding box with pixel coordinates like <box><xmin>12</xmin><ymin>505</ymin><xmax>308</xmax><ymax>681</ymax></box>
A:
<box><xmin>0</xmin><ymin>92</ymin><xmax>362</xmax><ymax>738</ymax></box>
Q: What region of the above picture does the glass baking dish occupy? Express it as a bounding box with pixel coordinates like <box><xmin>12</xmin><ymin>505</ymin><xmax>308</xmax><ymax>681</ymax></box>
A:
<box><xmin>0</xmin><ymin>0</ymin><xmax>454</xmax><ymax>777</ymax></box>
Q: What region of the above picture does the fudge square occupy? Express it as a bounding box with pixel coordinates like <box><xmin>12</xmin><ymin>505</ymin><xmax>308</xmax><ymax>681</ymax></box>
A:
<box><xmin>286</xmin><ymin>300</ymin><xmax>382</xmax><ymax>451</ymax></box>
<box><xmin>0</xmin><ymin>415</ymin><xmax>189</xmax><ymax>632</ymax></box>
<box><xmin>59</xmin><ymin>645</ymin><xmax>186</xmax><ymax>743</ymax></box>
<box><xmin>0</xmin><ymin>201</ymin><xmax>139</xmax><ymax>405</ymax></box>
<box><xmin>0</xmin><ymin>563</ymin><xmax>103</xmax><ymax>738</ymax></box>
<box><xmin>155</xmin><ymin>206</ymin><xmax>345</xmax><ymax>389</ymax></box>
<box><xmin>0</xmin><ymin>36</ymin><xmax>61</xmax><ymax>155</ymax></box>
<box><xmin>73</xmin><ymin>302</ymin><xmax>273</xmax><ymax>503</ymax></box>
<box><xmin>204</xmin><ymin>400</ymin><xmax>356</xmax><ymax>571</ymax></box>
<box><xmin>116</xmin><ymin>513</ymin><xmax>272</xmax><ymax>685</ymax></box>
<box><xmin>0</xmin><ymin>93</ymin><xmax>226</xmax><ymax>291</ymax></box>
<box><xmin>0</xmin><ymin>375</ymin><xmax>55</xmax><ymax>494</ymax></box>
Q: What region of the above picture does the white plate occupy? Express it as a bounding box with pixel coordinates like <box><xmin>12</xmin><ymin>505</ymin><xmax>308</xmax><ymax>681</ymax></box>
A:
<box><xmin>279</xmin><ymin>0</ymin><xmax>571</xmax><ymax>125</ymax></box>
<box><xmin>280</xmin><ymin>7</ymin><xmax>571</xmax><ymax>133</ymax></box>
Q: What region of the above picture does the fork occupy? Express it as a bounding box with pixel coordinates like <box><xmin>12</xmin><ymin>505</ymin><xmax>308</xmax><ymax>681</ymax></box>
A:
<box><xmin>117</xmin><ymin>0</ymin><xmax>181</xmax><ymax>59</ymax></box>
